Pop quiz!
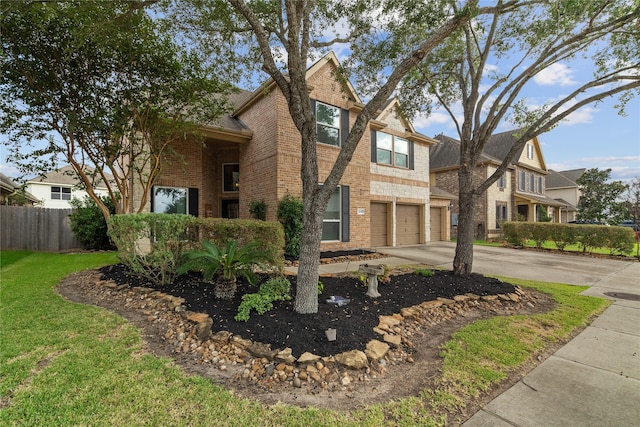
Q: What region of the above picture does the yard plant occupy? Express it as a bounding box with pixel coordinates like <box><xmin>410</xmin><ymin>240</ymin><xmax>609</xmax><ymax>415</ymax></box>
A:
<box><xmin>1</xmin><ymin>252</ymin><xmax>609</xmax><ymax>426</ymax></box>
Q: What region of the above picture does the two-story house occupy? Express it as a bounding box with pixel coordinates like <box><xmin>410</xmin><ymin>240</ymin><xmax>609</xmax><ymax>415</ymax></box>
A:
<box><xmin>144</xmin><ymin>52</ymin><xmax>449</xmax><ymax>250</ymax></box>
<box><xmin>545</xmin><ymin>168</ymin><xmax>586</xmax><ymax>223</ymax></box>
<box><xmin>25</xmin><ymin>165</ymin><xmax>112</xmax><ymax>209</ymax></box>
<box><xmin>430</xmin><ymin>130</ymin><xmax>566</xmax><ymax>240</ymax></box>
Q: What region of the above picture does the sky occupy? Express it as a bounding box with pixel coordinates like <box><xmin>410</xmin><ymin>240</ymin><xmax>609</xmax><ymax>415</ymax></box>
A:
<box><xmin>409</xmin><ymin>62</ymin><xmax>640</xmax><ymax>184</ymax></box>
<box><xmin>2</xmin><ymin>2</ymin><xmax>639</xmax><ymax>185</ymax></box>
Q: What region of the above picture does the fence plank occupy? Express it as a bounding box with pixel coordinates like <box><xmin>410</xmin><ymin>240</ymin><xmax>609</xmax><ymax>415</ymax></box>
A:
<box><xmin>0</xmin><ymin>206</ymin><xmax>82</xmax><ymax>252</ymax></box>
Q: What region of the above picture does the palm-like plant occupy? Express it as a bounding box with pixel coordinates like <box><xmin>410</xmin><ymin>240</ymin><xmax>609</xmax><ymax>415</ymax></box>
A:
<box><xmin>178</xmin><ymin>239</ymin><xmax>267</xmax><ymax>299</ymax></box>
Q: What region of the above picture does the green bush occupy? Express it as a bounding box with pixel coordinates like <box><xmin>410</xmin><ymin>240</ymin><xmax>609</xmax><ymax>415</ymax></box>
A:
<box><xmin>548</xmin><ymin>223</ymin><xmax>579</xmax><ymax>251</ymax></box>
<box><xmin>578</xmin><ymin>224</ymin><xmax>609</xmax><ymax>253</ymax></box>
<box><xmin>415</xmin><ymin>268</ymin><xmax>434</xmax><ymax>277</ymax></box>
<box><xmin>178</xmin><ymin>239</ymin><xmax>268</xmax><ymax>300</ymax></box>
<box><xmin>69</xmin><ymin>195</ymin><xmax>116</xmax><ymax>250</ymax></box>
<box><xmin>198</xmin><ymin>218</ymin><xmax>284</xmax><ymax>272</ymax></box>
<box><xmin>249</xmin><ymin>199</ymin><xmax>267</xmax><ymax>221</ymax></box>
<box><xmin>277</xmin><ymin>194</ymin><xmax>304</xmax><ymax>258</ymax></box>
<box><xmin>235</xmin><ymin>276</ymin><xmax>292</xmax><ymax>321</ymax></box>
<box><xmin>108</xmin><ymin>213</ymin><xmax>198</xmax><ymax>285</ymax></box>
<box><xmin>502</xmin><ymin>222</ymin><xmax>529</xmax><ymax>246</ymax></box>
<box><xmin>530</xmin><ymin>223</ymin><xmax>551</xmax><ymax>248</ymax></box>
<box><xmin>605</xmin><ymin>226</ymin><xmax>636</xmax><ymax>256</ymax></box>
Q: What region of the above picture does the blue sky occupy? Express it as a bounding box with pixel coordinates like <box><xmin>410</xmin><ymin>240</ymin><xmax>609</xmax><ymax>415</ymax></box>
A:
<box><xmin>409</xmin><ymin>61</ymin><xmax>640</xmax><ymax>183</ymax></box>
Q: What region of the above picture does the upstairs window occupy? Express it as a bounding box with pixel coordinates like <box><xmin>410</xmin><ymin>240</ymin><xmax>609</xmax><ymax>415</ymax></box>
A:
<box><xmin>537</xmin><ymin>176</ymin><xmax>543</xmax><ymax>194</ymax></box>
<box><xmin>527</xmin><ymin>143</ymin><xmax>534</xmax><ymax>159</ymax></box>
<box><xmin>518</xmin><ymin>170</ymin><xmax>526</xmax><ymax>191</ymax></box>
<box><xmin>316</xmin><ymin>102</ymin><xmax>341</xmax><ymax>146</ymax></box>
<box><xmin>51</xmin><ymin>186</ymin><xmax>71</xmax><ymax>200</ymax></box>
<box><xmin>372</xmin><ymin>131</ymin><xmax>413</xmax><ymax>169</ymax></box>
<box><xmin>223</xmin><ymin>163</ymin><xmax>239</xmax><ymax>193</ymax></box>
<box><xmin>529</xmin><ymin>174</ymin><xmax>535</xmax><ymax>192</ymax></box>
<box><xmin>497</xmin><ymin>173</ymin><xmax>506</xmax><ymax>189</ymax></box>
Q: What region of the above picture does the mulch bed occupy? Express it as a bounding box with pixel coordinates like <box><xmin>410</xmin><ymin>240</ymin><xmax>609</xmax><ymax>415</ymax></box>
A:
<box><xmin>98</xmin><ymin>264</ymin><xmax>516</xmax><ymax>357</ymax></box>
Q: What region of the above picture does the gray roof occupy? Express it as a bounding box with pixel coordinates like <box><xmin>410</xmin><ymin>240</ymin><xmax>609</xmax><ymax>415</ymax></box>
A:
<box><xmin>430</xmin><ymin>186</ymin><xmax>457</xmax><ymax>199</ymax></box>
<box><xmin>430</xmin><ymin>129</ymin><xmax>529</xmax><ymax>170</ymax></box>
<box><xmin>0</xmin><ymin>172</ymin><xmax>39</xmax><ymax>202</ymax></box>
<box><xmin>27</xmin><ymin>165</ymin><xmax>113</xmax><ymax>188</ymax></box>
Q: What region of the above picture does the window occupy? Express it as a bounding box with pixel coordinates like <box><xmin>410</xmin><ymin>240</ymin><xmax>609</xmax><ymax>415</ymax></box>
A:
<box><xmin>223</xmin><ymin>164</ymin><xmax>239</xmax><ymax>192</ymax></box>
<box><xmin>373</xmin><ymin>131</ymin><xmax>411</xmax><ymax>168</ymax></box>
<box><xmin>322</xmin><ymin>187</ymin><xmax>341</xmax><ymax>241</ymax></box>
<box><xmin>527</xmin><ymin>143</ymin><xmax>534</xmax><ymax>159</ymax></box>
<box><xmin>51</xmin><ymin>186</ymin><xmax>71</xmax><ymax>200</ymax></box>
<box><xmin>529</xmin><ymin>174</ymin><xmax>535</xmax><ymax>192</ymax></box>
<box><xmin>518</xmin><ymin>170</ymin><xmax>526</xmax><ymax>191</ymax></box>
<box><xmin>153</xmin><ymin>187</ymin><xmax>187</xmax><ymax>214</ymax></box>
<box><xmin>497</xmin><ymin>173</ymin><xmax>506</xmax><ymax>189</ymax></box>
<box><xmin>316</xmin><ymin>102</ymin><xmax>341</xmax><ymax>146</ymax></box>
<box><xmin>496</xmin><ymin>202</ymin><xmax>508</xmax><ymax>228</ymax></box>
<box><xmin>537</xmin><ymin>176</ymin><xmax>543</xmax><ymax>194</ymax></box>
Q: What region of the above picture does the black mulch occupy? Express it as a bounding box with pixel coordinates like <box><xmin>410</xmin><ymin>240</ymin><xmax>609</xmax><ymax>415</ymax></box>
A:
<box><xmin>98</xmin><ymin>264</ymin><xmax>516</xmax><ymax>358</ymax></box>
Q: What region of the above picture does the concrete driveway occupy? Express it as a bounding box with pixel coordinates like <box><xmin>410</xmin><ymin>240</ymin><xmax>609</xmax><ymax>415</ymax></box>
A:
<box><xmin>378</xmin><ymin>242</ymin><xmax>640</xmax><ymax>427</ymax></box>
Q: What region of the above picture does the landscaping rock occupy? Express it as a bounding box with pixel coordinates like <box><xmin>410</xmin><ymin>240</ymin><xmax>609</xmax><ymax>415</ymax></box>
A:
<box><xmin>365</xmin><ymin>340</ymin><xmax>390</xmax><ymax>360</ymax></box>
<box><xmin>383</xmin><ymin>334</ymin><xmax>402</xmax><ymax>348</ymax></box>
<box><xmin>335</xmin><ymin>350</ymin><xmax>368</xmax><ymax>369</ymax></box>
<box><xmin>194</xmin><ymin>317</ymin><xmax>213</xmax><ymax>341</ymax></box>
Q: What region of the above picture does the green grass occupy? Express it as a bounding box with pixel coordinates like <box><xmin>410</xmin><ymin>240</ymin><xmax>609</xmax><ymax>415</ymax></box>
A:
<box><xmin>521</xmin><ymin>239</ymin><xmax>640</xmax><ymax>256</ymax></box>
<box><xmin>0</xmin><ymin>252</ymin><xmax>610</xmax><ymax>426</ymax></box>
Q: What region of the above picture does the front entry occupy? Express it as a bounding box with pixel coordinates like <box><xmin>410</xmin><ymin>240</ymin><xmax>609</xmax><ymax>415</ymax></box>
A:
<box><xmin>222</xmin><ymin>199</ymin><xmax>239</xmax><ymax>218</ymax></box>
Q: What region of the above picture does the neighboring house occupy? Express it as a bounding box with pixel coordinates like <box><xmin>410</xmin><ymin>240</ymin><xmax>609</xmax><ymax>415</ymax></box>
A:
<box><xmin>25</xmin><ymin>165</ymin><xmax>111</xmax><ymax>209</ymax></box>
<box><xmin>0</xmin><ymin>173</ymin><xmax>39</xmax><ymax>206</ymax></box>
<box><xmin>430</xmin><ymin>130</ymin><xmax>566</xmax><ymax>240</ymax></box>
<box><xmin>145</xmin><ymin>52</ymin><xmax>448</xmax><ymax>249</ymax></box>
<box><xmin>545</xmin><ymin>168</ymin><xmax>586</xmax><ymax>223</ymax></box>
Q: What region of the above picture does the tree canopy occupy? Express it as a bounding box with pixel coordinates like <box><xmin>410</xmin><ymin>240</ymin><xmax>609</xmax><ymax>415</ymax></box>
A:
<box><xmin>1</xmin><ymin>0</ymin><xmax>233</xmax><ymax>219</ymax></box>
<box><xmin>577</xmin><ymin>168</ymin><xmax>628</xmax><ymax>225</ymax></box>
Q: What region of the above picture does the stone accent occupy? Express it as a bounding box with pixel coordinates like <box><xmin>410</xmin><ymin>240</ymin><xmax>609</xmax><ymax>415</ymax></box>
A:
<box><xmin>365</xmin><ymin>340</ymin><xmax>390</xmax><ymax>361</ymax></box>
<box><xmin>335</xmin><ymin>350</ymin><xmax>369</xmax><ymax>369</ymax></box>
<box><xmin>297</xmin><ymin>352</ymin><xmax>321</xmax><ymax>364</ymax></box>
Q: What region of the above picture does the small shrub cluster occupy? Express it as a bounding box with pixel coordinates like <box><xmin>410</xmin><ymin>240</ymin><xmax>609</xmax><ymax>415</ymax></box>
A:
<box><xmin>69</xmin><ymin>195</ymin><xmax>116</xmax><ymax>250</ymax></box>
<box><xmin>502</xmin><ymin>222</ymin><xmax>635</xmax><ymax>255</ymax></box>
<box><xmin>415</xmin><ymin>268</ymin><xmax>434</xmax><ymax>277</ymax></box>
<box><xmin>235</xmin><ymin>276</ymin><xmax>292</xmax><ymax>321</ymax></box>
<box><xmin>248</xmin><ymin>199</ymin><xmax>267</xmax><ymax>221</ymax></box>
<box><xmin>277</xmin><ymin>194</ymin><xmax>304</xmax><ymax>258</ymax></box>
<box><xmin>108</xmin><ymin>213</ymin><xmax>198</xmax><ymax>285</ymax></box>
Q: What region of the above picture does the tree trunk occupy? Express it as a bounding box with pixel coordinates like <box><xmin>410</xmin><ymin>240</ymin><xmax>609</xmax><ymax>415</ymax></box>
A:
<box><xmin>294</xmin><ymin>197</ymin><xmax>324</xmax><ymax>314</ymax></box>
<box><xmin>453</xmin><ymin>165</ymin><xmax>476</xmax><ymax>275</ymax></box>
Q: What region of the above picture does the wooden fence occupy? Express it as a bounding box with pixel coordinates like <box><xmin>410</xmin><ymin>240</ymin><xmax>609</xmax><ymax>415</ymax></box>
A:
<box><xmin>0</xmin><ymin>206</ymin><xmax>82</xmax><ymax>252</ymax></box>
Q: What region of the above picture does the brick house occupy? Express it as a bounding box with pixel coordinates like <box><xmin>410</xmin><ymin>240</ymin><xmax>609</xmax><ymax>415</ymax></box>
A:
<box><xmin>430</xmin><ymin>130</ymin><xmax>566</xmax><ymax>240</ymax></box>
<box><xmin>146</xmin><ymin>52</ymin><xmax>448</xmax><ymax>249</ymax></box>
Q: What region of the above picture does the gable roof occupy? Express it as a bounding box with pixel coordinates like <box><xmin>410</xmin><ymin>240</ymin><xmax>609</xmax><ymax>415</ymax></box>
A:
<box><xmin>546</xmin><ymin>169</ymin><xmax>581</xmax><ymax>189</ymax></box>
<box><xmin>27</xmin><ymin>165</ymin><xmax>113</xmax><ymax>189</ymax></box>
<box><xmin>0</xmin><ymin>173</ymin><xmax>39</xmax><ymax>202</ymax></box>
<box><xmin>430</xmin><ymin>129</ymin><xmax>547</xmax><ymax>171</ymax></box>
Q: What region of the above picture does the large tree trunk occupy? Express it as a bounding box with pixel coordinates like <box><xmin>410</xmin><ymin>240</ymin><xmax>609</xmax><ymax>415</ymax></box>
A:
<box><xmin>453</xmin><ymin>165</ymin><xmax>476</xmax><ymax>275</ymax></box>
<box><xmin>294</xmin><ymin>195</ymin><xmax>324</xmax><ymax>314</ymax></box>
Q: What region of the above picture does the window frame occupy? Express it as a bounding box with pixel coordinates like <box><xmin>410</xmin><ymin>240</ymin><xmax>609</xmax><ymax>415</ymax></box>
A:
<box><xmin>222</xmin><ymin>163</ymin><xmax>239</xmax><ymax>193</ymax></box>
<box><xmin>51</xmin><ymin>186</ymin><xmax>71</xmax><ymax>201</ymax></box>
<box><xmin>537</xmin><ymin>176</ymin><xmax>543</xmax><ymax>194</ymax></box>
<box><xmin>374</xmin><ymin>131</ymin><xmax>410</xmax><ymax>169</ymax></box>
<box><xmin>315</xmin><ymin>101</ymin><xmax>341</xmax><ymax>147</ymax></box>
<box><xmin>152</xmin><ymin>186</ymin><xmax>188</xmax><ymax>214</ymax></box>
<box><xmin>527</xmin><ymin>143</ymin><xmax>534</xmax><ymax>159</ymax></box>
<box><xmin>496</xmin><ymin>202</ymin><xmax>508</xmax><ymax>229</ymax></box>
<box><xmin>518</xmin><ymin>170</ymin><xmax>526</xmax><ymax>191</ymax></box>
<box><xmin>322</xmin><ymin>186</ymin><xmax>342</xmax><ymax>242</ymax></box>
<box><xmin>497</xmin><ymin>173</ymin><xmax>506</xmax><ymax>189</ymax></box>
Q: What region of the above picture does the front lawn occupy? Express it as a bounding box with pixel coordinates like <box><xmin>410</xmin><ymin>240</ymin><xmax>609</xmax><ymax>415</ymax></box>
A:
<box><xmin>0</xmin><ymin>252</ymin><xmax>610</xmax><ymax>426</ymax></box>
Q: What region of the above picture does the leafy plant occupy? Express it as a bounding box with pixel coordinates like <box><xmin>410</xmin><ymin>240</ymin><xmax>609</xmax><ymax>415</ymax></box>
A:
<box><xmin>415</xmin><ymin>268</ymin><xmax>434</xmax><ymax>277</ymax></box>
<box><xmin>69</xmin><ymin>195</ymin><xmax>116</xmax><ymax>250</ymax></box>
<box><xmin>277</xmin><ymin>194</ymin><xmax>303</xmax><ymax>258</ymax></box>
<box><xmin>235</xmin><ymin>276</ymin><xmax>291</xmax><ymax>321</ymax></box>
<box><xmin>178</xmin><ymin>239</ymin><xmax>268</xmax><ymax>300</ymax></box>
<box><xmin>317</xmin><ymin>280</ymin><xmax>324</xmax><ymax>295</ymax></box>
<box><xmin>248</xmin><ymin>199</ymin><xmax>267</xmax><ymax>221</ymax></box>
<box><xmin>378</xmin><ymin>264</ymin><xmax>391</xmax><ymax>284</ymax></box>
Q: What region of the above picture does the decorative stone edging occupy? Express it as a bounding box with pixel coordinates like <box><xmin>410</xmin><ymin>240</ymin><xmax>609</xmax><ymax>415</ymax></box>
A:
<box><xmin>88</xmin><ymin>274</ymin><xmax>534</xmax><ymax>391</ymax></box>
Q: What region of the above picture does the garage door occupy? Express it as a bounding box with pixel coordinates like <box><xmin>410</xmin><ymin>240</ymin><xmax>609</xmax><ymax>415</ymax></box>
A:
<box><xmin>370</xmin><ymin>202</ymin><xmax>388</xmax><ymax>247</ymax></box>
<box><xmin>397</xmin><ymin>204</ymin><xmax>421</xmax><ymax>245</ymax></box>
<box><xmin>430</xmin><ymin>207</ymin><xmax>442</xmax><ymax>241</ymax></box>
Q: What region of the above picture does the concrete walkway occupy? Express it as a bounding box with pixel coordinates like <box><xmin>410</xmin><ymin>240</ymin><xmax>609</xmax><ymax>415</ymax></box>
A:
<box><xmin>290</xmin><ymin>243</ymin><xmax>640</xmax><ymax>426</ymax></box>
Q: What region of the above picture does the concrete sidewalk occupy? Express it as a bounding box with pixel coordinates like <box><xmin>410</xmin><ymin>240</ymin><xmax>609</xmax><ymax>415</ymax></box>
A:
<box><xmin>289</xmin><ymin>243</ymin><xmax>640</xmax><ymax>426</ymax></box>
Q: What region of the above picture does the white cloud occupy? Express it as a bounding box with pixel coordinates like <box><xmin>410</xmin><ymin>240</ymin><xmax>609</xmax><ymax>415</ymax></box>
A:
<box><xmin>534</xmin><ymin>63</ymin><xmax>577</xmax><ymax>86</ymax></box>
<box><xmin>0</xmin><ymin>163</ymin><xmax>20</xmax><ymax>178</ymax></box>
<box><xmin>548</xmin><ymin>156</ymin><xmax>640</xmax><ymax>181</ymax></box>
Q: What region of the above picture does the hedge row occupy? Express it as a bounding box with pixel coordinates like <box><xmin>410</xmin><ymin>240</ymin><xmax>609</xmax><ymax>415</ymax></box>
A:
<box><xmin>108</xmin><ymin>214</ymin><xmax>285</xmax><ymax>285</ymax></box>
<box><xmin>501</xmin><ymin>221</ymin><xmax>636</xmax><ymax>255</ymax></box>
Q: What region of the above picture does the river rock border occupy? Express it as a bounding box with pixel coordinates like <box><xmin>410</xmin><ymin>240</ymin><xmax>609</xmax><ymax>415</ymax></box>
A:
<box><xmin>64</xmin><ymin>270</ymin><xmax>539</xmax><ymax>393</ymax></box>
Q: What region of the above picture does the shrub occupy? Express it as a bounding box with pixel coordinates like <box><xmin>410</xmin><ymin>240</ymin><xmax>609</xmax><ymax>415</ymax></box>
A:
<box><xmin>277</xmin><ymin>194</ymin><xmax>303</xmax><ymax>258</ymax></box>
<box><xmin>529</xmin><ymin>223</ymin><xmax>550</xmax><ymax>248</ymax></box>
<box><xmin>577</xmin><ymin>224</ymin><xmax>608</xmax><ymax>253</ymax></box>
<box><xmin>605</xmin><ymin>226</ymin><xmax>636</xmax><ymax>256</ymax></box>
<box><xmin>415</xmin><ymin>268</ymin><xmax>434</xmax><ymax>277</ymax></box>
<box><xmin>69</xmin><ymin>195</ymin><xmax>116</xmax><ymax>250</ymax></box>
<box><xmin>502</xmin><ymin>222</ymin><xmax>529</xmax><ymax>246</ymax></box>
<box><xmin>198</xmin><ymin>218</ymin><xmax>284</xmax><ymax>272</ymax></box>
<box><xmin>108</xmin><ymin>213</ymin><xmax>198</xmax><ymax>285</ymax></box>
<box><xmin>178</xmin><ymin>239</ymin><xmax>269</xmax><ymax>300</ymax></box>
<box><xmin>548</xmin><ymin>223</ymin><xmax>579</xmax><ymax>251</ymax></box>
<box><xmin>235</xmin><ymin>276</ymin><xmax>292</xmax><ymax>321</ymax></box>
<box><xmin>248</xmin><ymin>199</ymin><xmax>267</xmax><ymax>221</ymax></box>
